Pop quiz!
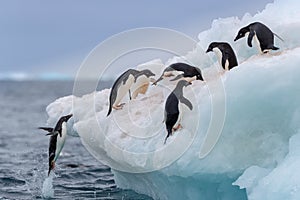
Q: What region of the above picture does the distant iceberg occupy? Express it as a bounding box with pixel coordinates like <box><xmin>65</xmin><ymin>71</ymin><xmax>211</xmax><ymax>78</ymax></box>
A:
<box><xmin>46</xmin><ymin>0</ymin><xmax>300</xmax><ymax>199</ymax></box>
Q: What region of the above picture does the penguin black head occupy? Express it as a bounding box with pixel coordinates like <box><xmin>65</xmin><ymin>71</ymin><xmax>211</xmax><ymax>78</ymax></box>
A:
<box><xmin>196</xmin><ymin>74</ymin><xmax>203</xmax><ymax>81</ymax></box>
<box><xmin>206</xmin><ymin>42</ymin><xmax>219</xmax><ymax>53</ymax></box>
<box><xmin>234</xmin><ymin>27</ymin><xmax>249</xmax><ymax>41</ymax></box>
<box><xmin>194</xmin><ymin>67</ymin><xmax>204</xmax><ymax>81</ymax></box>
<box><xmin>61</xmin><ymin>114</ymin><xmax>73</xmax><ymax>122</ymax></box>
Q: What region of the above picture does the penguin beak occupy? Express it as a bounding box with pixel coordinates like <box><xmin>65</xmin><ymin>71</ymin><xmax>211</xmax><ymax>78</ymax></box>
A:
<box><xmin>65</xmin><ymin>114</ymin><xmax>73</xmax><ymax>121</ymax></box>
<box><xmin>234</xmin><ymin>35</ymin><xmax>241</xmax><ymax>41</ymax></box>
<box><xmin>206</xmin><ymin>48</ymin><xmax>212</xmax><ymax>53</ymax></box>
<box><xmin>152</xmin><ymin>76</ymin><xmax>163</xmax><ymax>85</ymax></box>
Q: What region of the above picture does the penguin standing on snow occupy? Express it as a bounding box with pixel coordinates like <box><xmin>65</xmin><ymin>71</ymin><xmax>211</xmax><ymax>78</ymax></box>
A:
<box><xmin>107</xmin><ymin>69</ymin><xmax>140</xmax><ymax>116</ymax></box>
<box><xmin>39</xmin><ymin>114</ymin><xmax>73</xmax><ymax>176</ymax></box>
<box><xmin>130</xmin><ymin>69</ymin><xmax>156</xmax><ymax>99</ymax></box>
<box><xmin>234</xmin><ymin>22</ymin><xmax>282</xmax><ymax>53</ymax></box>
<box><xmin>164</xmin><ymin>80</ymin><xmax>193</xmax><ymax>144</ymax></box>
<box><xmin>206</xmin><ymin>42</ymin><xmax>238</xmax><ymax>71</ymax></box>
<box><xmin>152</xmin><ymin>63</ymin><xmax>203</xmax><ymax>85</ymax></box>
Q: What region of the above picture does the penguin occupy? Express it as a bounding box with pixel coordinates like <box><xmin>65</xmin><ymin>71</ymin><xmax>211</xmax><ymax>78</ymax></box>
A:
<box><xmin>152</xmin><ymin>63</ymin><xmax>203</xmax><ymax>85</ymax></box>
<box><xmin>206</xmin><ymin>42</ymin><xmax>238</xmax><ymax>71</ymax></box>
<box><xmin>164</xmin><ymin>80</ymin><xmax>193</xmax><ymax>144</ymax></box>
<box><xmin>130</xmin><ymin>69</ymin><xmax>156</xmax><ymax>99</ymax></box>
<box><xmin>107</xmin><ymin>69</ymin><xmax>140</xmax><ymax>116</ymax></box>
<box><xmin>38</xmin><ymin>114</ymin><xmax>73</xmax><ymax>176</ymax></box>
<box><xmin>234</xmin><ymin>22</ymin><xmax>281</xmax><ymax>53</ymax></box>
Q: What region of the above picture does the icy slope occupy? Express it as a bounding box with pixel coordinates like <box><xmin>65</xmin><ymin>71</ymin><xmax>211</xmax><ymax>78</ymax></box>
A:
<box><xmin>45</xmin><ymin>0</ymin><xmax>300</xmax><ymax>199</ymax></box>
<box><xmin>234</xmin><ymin>133</ymin><xmax>300</xmax><ymax>200</ymax></box>
<box><xmin>46</xmin><ymin>47</ymin><xmax>300</xmax><ymax>199</ymax></box>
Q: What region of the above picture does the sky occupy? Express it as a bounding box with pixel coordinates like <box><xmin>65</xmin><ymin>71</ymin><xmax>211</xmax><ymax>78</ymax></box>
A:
<box><xmin>0</xmin><ymin>0</ymin><xmax>274</xmax><ymax>80</ymax></box>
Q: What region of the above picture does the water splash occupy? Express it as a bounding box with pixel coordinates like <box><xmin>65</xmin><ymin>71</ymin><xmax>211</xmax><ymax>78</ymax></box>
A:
<box><xmin>42</xmin><ymin>172</ymin><xmax>54</xmax><ymax>198</ymax></box>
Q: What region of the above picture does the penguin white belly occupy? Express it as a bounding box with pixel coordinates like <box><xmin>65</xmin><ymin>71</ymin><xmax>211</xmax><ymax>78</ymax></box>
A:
<box><xmin>224</xmin><ymin>59</ymin><xmax>229</xmax><ymax>71</ymax></box>
<box><xmin>130</xmin><ymin>75</ymin><xmax>150</xmax><ymax>99</ymax></box>
<box><xmin>253</xmin><ymin>32</ymin><xmax>262</xmax><ymax>53</ymax></box>
<box><xmin>54</xmin><ymin>122</ymin><xmax>67</xmax><ymax>161</ymax></box>
<box><xmin>212</xmin><ymin>47</ymin><xmax>223</xmax><ymax>68</ymax></box>
<box><xmin>164</xmin><ymin>71</ymin><xmax>174</xmax><ymax>77</ymax></box>
<box><xmin>114</xmin><ymin>75</ymin><xmax>135</xmax><ymax>106</ymax></box>
<box><xmin>183</xmin><ymin>76</ymin><xmax>197</xmax><ymax>83</ymax></box>
<box><xmin>164</xmin><ymin>70</ymin><xmax>183</xmax><ymax>78</ymax></box>
<box><xmin>174</xmin><ymin>101</ymin><xmax>183</xmax><ymax>128</ymax></box>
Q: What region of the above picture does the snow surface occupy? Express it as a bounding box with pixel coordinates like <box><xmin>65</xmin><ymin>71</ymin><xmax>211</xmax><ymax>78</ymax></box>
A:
<box><xmin>45</xmin><ymin>0</ymin><xmax>300</xmax><ymax>199</ymax></box>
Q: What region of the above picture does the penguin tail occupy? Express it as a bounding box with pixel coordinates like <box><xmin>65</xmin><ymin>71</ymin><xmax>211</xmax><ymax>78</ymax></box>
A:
<box><xmin>164</xmin><ymin>128</ymin><xmax>173</xmax><ymax>144</ymax></box>
<box><xmin>272</xmin><ymin>46</ymin><xmax>279</xmax><ymax>51</ymax></box>
<box><xmin>274</xmin><ymin>33</ymin><xmax>284</xmax><ymax>42</ymax></box>
<box><xmin>164</xmin><ymin>136</ymin><xmax>168</xmax><ymax>144</ymax></box>
<box><xmin>107</xmin><ymin>105</ymin><xmax>112</xmax><ymax>117</ymax></box>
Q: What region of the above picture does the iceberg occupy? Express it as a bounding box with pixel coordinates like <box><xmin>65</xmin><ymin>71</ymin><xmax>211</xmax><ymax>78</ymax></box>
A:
<box><xmin>45</xmin><ymin>0</ymin><xmax>300</xmax><ymax>199</ymax></box>
<box><xmin>233</xmin><ymin>133</ymin><xmax>300</xmax><ymax>200</ymax></box>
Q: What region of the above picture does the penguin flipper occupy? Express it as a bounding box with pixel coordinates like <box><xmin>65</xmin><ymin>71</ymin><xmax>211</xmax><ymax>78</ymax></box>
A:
<box><xmin>46</xmin><ymin>131</ymin><xmax>60</xmax><ymax>137</ymax></box>
<box><xmin>38</xmin><ymin>127</ymin><xmax>54</xmax><ymax>132</ymax></box>
<box><xmin>180</xmin><ymin>96</ymin><xmax>193</xmax><ymax>111</ymax></box>
<box><xmin>170</xmin><ymin>74</ymin><xmax>184</xmax><ymax>81</ymax></box>
<box><xmin>247</xmin><ymin>30</ymin><xmax>254</xmax><ymax>47</ymax></box>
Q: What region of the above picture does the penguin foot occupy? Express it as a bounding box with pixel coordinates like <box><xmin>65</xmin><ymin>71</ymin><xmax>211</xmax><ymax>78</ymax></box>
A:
<box><xmin>113</xmin><ymin>103</ymin><xmax>125</xmax><ymax>110</ymax></box>
<box><xmin>173</xmin><ymin>124</ymin><xmax>182</xmax><ymax>132</ymax></box>
<box><xmin>164</xmin><ymin>74</ymin><xmax>174</xmax><ymax>77</ymax></box>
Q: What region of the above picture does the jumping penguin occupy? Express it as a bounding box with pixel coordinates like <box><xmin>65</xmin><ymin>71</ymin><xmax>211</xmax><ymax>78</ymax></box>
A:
<box><xmin>39</xmin><ymin>114</ymin><xmax>73</xmax><ymax>176</ymax></box>
<box><xmin>234</xmin><ymin>22</ymin><xmax>283</xmax><ymax>53</ymax></box>
<box><xmin>206</xmin><ymin>42</ymin><xmax>238</xmax><ymax>71</ymax></box>
<box><xmin>153</xmin><ymin>63</ymin><xmax>203</xmax><ymax>85</ymax></box>
<box><xmin>164</xmin><ymin>80</ymin><xmax>193</xmax><ymax>144</ymax></box>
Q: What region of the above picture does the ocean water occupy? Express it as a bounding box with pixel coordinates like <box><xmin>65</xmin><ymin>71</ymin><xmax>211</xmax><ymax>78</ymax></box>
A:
<box><xmin>0</xmin><ymin>80</ymin><xmax>152</xmax><ymax>200</ymax></box>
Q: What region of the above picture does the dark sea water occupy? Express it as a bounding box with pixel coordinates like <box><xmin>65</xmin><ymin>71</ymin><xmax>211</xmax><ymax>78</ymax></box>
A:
<box><xmin>0</xmin><ymin>80</ymin><xmax>152</xmax><ymax>200</ymax></box>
